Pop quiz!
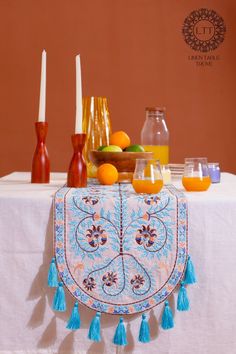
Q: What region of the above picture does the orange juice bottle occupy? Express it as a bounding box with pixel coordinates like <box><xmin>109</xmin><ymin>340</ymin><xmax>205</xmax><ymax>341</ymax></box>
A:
<box><xmin>141</xmin><ymin>107</ymin><xmax>169</xmax><ymax>165</ymax></box>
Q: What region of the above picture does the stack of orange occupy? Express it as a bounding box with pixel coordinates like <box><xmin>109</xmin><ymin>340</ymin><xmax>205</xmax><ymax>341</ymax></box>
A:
<box><xmin>97</xmin><ymin>130</ymin><xmax>130</xmax><ymax>185</ymax></box>
<box><xmin>110</xmin><ymin>131</ymin><xmax>130</xmax><ymax>150</ymax></box>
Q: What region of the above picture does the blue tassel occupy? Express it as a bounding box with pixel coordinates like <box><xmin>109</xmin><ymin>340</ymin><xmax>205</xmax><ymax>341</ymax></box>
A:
<box><xmin>177</xmin><ymin>281</ymin><xmax>190</xmax><ymax>311</ymax></box>
<box><xmin>88</xmin><ymin>312</ymin><xmax>101</xmax><ymax>342</ymax></box>
<box><xmin>66</xmin><ymin>302</ymin><xmax>81</xmax><ymax>330</ymax></box>
<box><xmin>138</xmin><ymin>313</ymin><xmax>150</xmax><ymax>343</ymax></box>
<box><xmin>113</xmin><ymin>317</ymin><xmax>128</xmax><ymax>346</ymax></box>
<box><xmin>52</xmin><ymin>281</ymin><xmax>66</xmax><ymax>312</ymax></box>
<box><xmin>184</xmin><ymin>255</ymin><xmax>197</xmax><ymax>284</ymax></box>
<box><xmin>161</xmin><ymin>300</ymin><xmax>174</xmax><ymax>330</ymax></box>
<box><xmin>47</xmin><ymin>257</ymin><xmax>58</xmax><ymax>287</ymax></box>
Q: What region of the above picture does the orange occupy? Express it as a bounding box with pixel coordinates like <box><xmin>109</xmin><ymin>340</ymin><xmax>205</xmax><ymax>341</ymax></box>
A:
<box><xmin>97</xmin><ymin>163</ymin><xmax>119</xmax><ymax>185</ymax></box>
<box><xmin>110</xmin><ymin>131</ymin><xmax>131</xmax><ymax>149</ymax></box>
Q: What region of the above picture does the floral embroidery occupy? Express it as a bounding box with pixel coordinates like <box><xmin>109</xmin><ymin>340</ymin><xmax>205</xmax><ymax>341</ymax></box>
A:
<box><xmin>82</xmin><ymin>196</ymin><xmax>98</xmax><ymax>205</ymax></box>
<box><xmin>136</xmin><ymin>225</ymin><xmax>157</xmax><ymax>247</ymax></box>
<box><xmin>144</xmin><ymin>196</ymin><xmax>160</xmax><ymax>205</ymax></box>
<box><xmin>86</xmin><ymin>225</ymin><xmax>107</xmax><ymax>247</ymax></box>
<box><xmin>142</xmin><ymin>212</ymin><xmax>150</xmax><ymax>221</ymax></box>
<box><xmin>83</xmin><ymin>277</ymin><xmax>96</xmax><ymax>291</ymax></box>
<box><xmin>57</xmin><ymin>241</ymin><xmax>63</xmax><ymax>248</ymax></box>
<box><xmin>93</xmin><ymin>213</ymin><xmax>100</xmax><ymax>221</ymax></box>
<box><xmin>102</xmin><ymin>272</ymin><xmax>118</xmax><ymax>286</ymax></box>
<box><xmin>131</xmin><ymin>274</ymin><xmax>145</xmax><ymax>289</ymax></box>
<box><xmin>54</xmin><ymin>182</ymin><xmax>188</xmax><ymax>314</ymax></box>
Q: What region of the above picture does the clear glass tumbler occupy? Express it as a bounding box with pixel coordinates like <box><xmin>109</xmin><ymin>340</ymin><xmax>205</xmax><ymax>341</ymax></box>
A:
<box><xmin>182</xmin><ymin>158</ymin><xmax>211</xmax><ymax>191</ymax></box>
<box><xmin>132</xmin><ymin>159</ymin><xmax>163</xmax><ymax>194</ymax></box>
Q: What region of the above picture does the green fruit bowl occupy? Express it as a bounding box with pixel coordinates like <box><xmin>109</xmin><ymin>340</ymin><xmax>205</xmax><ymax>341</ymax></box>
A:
<box><xmin>89</xmin><ymin>150</ymin><xmax>154</xmax><ymax>173</ymax></box>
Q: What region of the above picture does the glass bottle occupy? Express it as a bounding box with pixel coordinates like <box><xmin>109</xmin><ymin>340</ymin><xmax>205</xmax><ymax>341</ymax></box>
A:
<box><xmin>83</xmin><ymin>97</ymin><xmax>112</xmax><ymax>177</ymax></box>
<box><xmin>141</xmin><ymin>107</ymin><xmax>169</xmax><ymax>165</ymax></box>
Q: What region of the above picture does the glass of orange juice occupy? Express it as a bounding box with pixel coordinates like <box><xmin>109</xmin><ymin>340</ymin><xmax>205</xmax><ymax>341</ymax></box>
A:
<box><xmin>182</xmin><ymin>158</ymin><xmax>211</xmax><ymax>192</ymax></box>
<box><xmin>132</xmin><ymin>159</ymin><xmax>163</xmax><ymax>194</ymax></box>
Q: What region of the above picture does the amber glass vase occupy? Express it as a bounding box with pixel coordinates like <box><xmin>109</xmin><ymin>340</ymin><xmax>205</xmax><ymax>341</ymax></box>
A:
<box><xmin>83</xmin><ymin>97</ymin><xmax>112</xmax><ymax>177</ymax></box>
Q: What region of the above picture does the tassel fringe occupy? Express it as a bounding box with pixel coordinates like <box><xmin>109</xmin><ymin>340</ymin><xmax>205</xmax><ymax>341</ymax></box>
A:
<box><xmin>47</xmin><ymin>257</ymin><xmax>58</xmax><ymax>287</ymax></box>
<box><xmin>66</xmin><ymin>302</ymin><xmax>81</xmax><ymax>330</ymax></box>
<box><xmin>138</xmin><ymin>313</ymin><xmax>150</xmax><ymax>343</ymax></box>
<box><xmin>184</xmin><ymin>255</ymin><xmax>197</xmax><ymax>284</ymax></box>
<box><xmin>52</xmin><ymin>282</ymin><xmax>66</xmax><ymax>312</ymax></box>
<box><xmin>161</xmin><ymin>301</ymin><xmax>174</xmax><ymax>330</ymax></box>
<box><xmin>177</xmin><ymin>282</ymin><xmax>190</xmax><ymax>311</ymax></box>
<box><xmin>48</xmin><ymin>256</ymin><xmax>196</xmax><ymax>340</ymax></box>
<box><xmin>88</xmin><ymin>312</ymin><xmax>101</xmax><ymax>342</ymax></box>
<box><xmin>113</xmin><ymin>317</ymin><xmax>127</xmax><ymax>346</ymax></box>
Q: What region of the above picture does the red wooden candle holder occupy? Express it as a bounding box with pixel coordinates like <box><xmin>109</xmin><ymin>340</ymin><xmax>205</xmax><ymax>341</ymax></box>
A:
<box><xmin>67</xmin><ymin>133</ymin><xmax>87</xmax><ymax>188</ymax></box>
<box><xmin>31</xmin><ymin>122</ymin><xmax>50</xmax><ymax>183</ymax></box>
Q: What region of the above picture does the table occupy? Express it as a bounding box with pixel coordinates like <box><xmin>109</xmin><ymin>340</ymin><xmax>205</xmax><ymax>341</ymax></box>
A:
<box><xmin>0</xmin><ymin>172</ymin><xmax>236</xmax><ymax>354</ymax></box>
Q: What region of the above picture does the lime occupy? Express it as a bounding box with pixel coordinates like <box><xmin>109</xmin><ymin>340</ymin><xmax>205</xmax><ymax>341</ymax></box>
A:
<box><xmin>97</xmin><ymin>145</ymin><xmax>107</xmax><ymax>151</ymax></box>
<box><xmin>102</xmin><ymin>145</ymin><xmax>123</xmax><ymax>152</ymax></box>
<box><xmin>124</xmin><ymin>144</ymin><xmax>145</xmax><ymax>152</ymax></box>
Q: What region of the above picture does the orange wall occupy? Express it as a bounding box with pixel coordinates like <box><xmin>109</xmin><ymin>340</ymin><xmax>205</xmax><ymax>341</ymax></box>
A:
<box><xmin>0</xmin><ymin>0</ymin><xmax>235</xmax><ymax>176</ymax></box>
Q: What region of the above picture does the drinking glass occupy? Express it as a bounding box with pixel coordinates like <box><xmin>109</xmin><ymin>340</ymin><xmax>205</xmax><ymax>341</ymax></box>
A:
<box><xmin>132</xmin><ymin>159</ymin><xmax>163</xmax><ymax>194</ymax></box>
<box><xmin>182</xmin><ymin>158</ymin><xmax>211</xmax><ymax>191</ymax></box>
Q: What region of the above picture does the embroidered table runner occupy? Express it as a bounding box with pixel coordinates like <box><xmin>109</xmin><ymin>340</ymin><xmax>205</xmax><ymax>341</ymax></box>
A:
<box><xmin>54</xmin><ymin>182</ymin><xmax>188</xmax><ymax>315</ymax></box>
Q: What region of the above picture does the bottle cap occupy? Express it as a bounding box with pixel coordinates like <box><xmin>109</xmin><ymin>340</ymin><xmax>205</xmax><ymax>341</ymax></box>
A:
<box><xmin>145</xmin><ymin>107</ymin><xmax>166</xmax><ymax>113</ymax></box>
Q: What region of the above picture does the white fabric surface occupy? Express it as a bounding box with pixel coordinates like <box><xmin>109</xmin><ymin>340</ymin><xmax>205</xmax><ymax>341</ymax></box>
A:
<box><xmin>0</xmin><ymin>172</ymin><xmax>236</xmax><ymax>354</ymax></box>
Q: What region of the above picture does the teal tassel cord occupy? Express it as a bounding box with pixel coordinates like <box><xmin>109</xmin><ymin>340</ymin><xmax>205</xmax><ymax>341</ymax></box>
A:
<box><xmin>138</xmin><ymin>313</ymin><xmax>150</xmax><ymax>343</ymax></box>
<box><xmin>52</xmin><ymin>282</ymin><xmax>66</xmax><ymax>312</ymax></box>
<box><xmin>47</xmin><ymin>257</ymin><xmax>58</xmax><ymax>287</ymax></box>
<box><xmin>161</xmin><ymin>301</ymin><xmax>174</xmax><ymax>330</ymax></box>
<box><xmin>88</xmin><ymin>312</ymin><xmax>101</xmax><ymax>342</ymax></box>
<box><xmin>184</xmin><ymin>255</ymin><xmax>197</xmax><ymax>284</ymax></box>
<box><xmin>177</xmin><ymin>282</ymin><xmax>190</xmax><ymax>311</ymax></box>
<box><xmin>66</xmin><ymin>302</ymin><xmax>81</xmax><ymax>330</ymax></box>
<box><xmin>113</xmin><ymin>317</ymin><xmax>128</xmax><ymax>346</ymax></box>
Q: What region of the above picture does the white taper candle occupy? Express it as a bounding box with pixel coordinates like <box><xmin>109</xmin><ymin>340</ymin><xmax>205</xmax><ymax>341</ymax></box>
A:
<box><xmin>75</xmin><ymin>55</ymin><xmax>83</xmax><ymax>133</ymax></box>
<box><xmin>38</xmin><ymin>50</ymin><xmax>46</xmax><ymax>122</ymax></box>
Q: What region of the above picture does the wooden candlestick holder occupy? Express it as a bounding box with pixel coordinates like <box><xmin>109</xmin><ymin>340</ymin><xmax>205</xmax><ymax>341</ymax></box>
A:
<box><xmin>31</xmin><ymin>122</ymin><xmax>50</xmax><ymax>183</ymax></box>
<box><xmin>67</xmin><ymin>133</ymin><xmax>87</xmax><ymax>188</ymax></box>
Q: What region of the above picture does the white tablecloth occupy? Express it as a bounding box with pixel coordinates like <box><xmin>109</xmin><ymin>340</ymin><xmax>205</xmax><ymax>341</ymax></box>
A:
<box><xmin>1</xmin><ymin>172</ymin><xmax>236</xmax><ymax>354</ymax></box>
